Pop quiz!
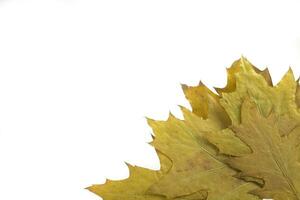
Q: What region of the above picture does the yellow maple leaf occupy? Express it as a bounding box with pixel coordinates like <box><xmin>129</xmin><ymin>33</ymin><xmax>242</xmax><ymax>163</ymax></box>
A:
<box><xmin>88</xmin><ymin>56</ymin><xmax>300</xmax><ymax>200</ymax></box>
<box><xmin>225</xmin><ymin>98</ymin><xmax>300</xmax><ymax>200</ymax></box>
<box><xmin>147</xmin><ymin>111</ymin><xmax>258</xmax><ymax>200</ymax></box>
<box><xmin>219</xmin><ymin>57</ymin><xmax>299</xmax><ymax>126</ymax></box>
<box><xmin>87</xmin><ymin>151</ymin><xmax>172</xmax><ymax>200</ymax></box>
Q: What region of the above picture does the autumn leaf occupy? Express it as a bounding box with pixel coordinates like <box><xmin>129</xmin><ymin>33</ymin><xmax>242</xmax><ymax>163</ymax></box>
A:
<box><xmin>87</xmin><ymin>150</ymin><xmax>208</xmax><ymax>200</ymax></box>
<box><xmin>181</xmin><ymin>82</ymin><xmax>231</xmax><ymax>126</ymax></box>
<box><xmin>147</xmin><ymin>109</ymin><xmax>258</xmax><ymax>200</ymax></box>
<box><xmin>214</xmin><ymin>57</ymin><xmax>273</xmax><ymax>95</ymax></box>
<box><xmin>224</xmin><ymin>98</ymin><xmax>300</xmax><ymax>200</ymax></box>
<box><xmin>219</xmin><ymin>57</ymin><xmax>299</xmax><ymax>126</ymax></box>
<box><xmin>87</xmin><ymin>151</ymin><xmax>172</xmax><ymax>200</ymax></box>
<box><xmin>181</xmin><ymin>83</ymin><xmax>251</xmax><ymax>156</ymax></box>
<box><xmin>88</xmin><ymin>56</ymin><xmax>300</xmax><ymax>200</ymax></box>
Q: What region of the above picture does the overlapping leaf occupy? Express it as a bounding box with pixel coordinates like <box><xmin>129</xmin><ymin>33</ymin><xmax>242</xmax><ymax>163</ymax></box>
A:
<box><xmin>88</xmin><ymin>57</ymin><xmax>300</xmax><ymax>200</ymax></box>
<box><xmin>224</xmin><ymin>99</ymin><xmax>300</xmax><ymax>200</ymax></box>
<box><xmin>147</xmin><ymin>111</ymin><xmax>258</xmax><ymax>200</ymax></box>
<box><xmin>219</xmin><ymin>57</ymin><xmax>299</xmax><ymax>126</ymax></box>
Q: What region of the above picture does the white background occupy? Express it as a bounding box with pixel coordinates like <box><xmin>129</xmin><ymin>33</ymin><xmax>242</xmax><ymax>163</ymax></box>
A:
<box><xmin>0</xmin><ymin>0</ymin><xmax>300</xmax><ymax>199</ymax></box>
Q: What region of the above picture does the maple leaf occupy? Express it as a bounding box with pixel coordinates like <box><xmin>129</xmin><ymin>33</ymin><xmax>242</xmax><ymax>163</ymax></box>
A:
<box><xmin>204</xmin><ymin>57</ymin><xmax>300</xmax><ymax>156</ymax></box>
<box><xmin>224</xmin><ymin>98</ymin><xmax>300</xmax><ymax>200</ymax></box>
<box><xmin>147</xmin><ymin>110</ymin><xmax>258</xmax><ymax>200</ymax></box>
<box><xmin>214</xmin><ymin>57</ymin><xmax>273</xmax><ymax>95</ymax></box>
<box><xmin>88</xmin><ymin>56</ymin><xmax>300</xmax><ymax>200</ymax></box>
<box><xmin>181</xmin><ymin>83</ymin><xmax>251</xmax><ymax>156</ymax></box>
<box><xmin>87</xmin><ymin>150</ymin><xmax>209</xmax><ymax>200</ymax></box>
<box><xmin>87</xmin><ymin>151</ymin><xmax>173</xmax><ymax>200</ymax></box>
<box><xmin>181</xmin><ymin>81</ymin><xmax>231</xmax><ymax>125</ymax></box>
<box><xmin>203</xmin><ymin>58</ymin><xmax>300</xmax><ymax>199</ymax></box>
<box><xmin>218</xmin><ymin>57</ymin><xmax>299</xmax><ymax>126</ymax></box>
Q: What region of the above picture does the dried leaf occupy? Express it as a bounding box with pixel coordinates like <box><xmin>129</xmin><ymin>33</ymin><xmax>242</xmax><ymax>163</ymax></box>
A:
<box><xmin>215</xmin><ymin>57</ymin><xmax>273</xmax><ymax>95</ymax></box>
<box><xmin>181</xmin><ymin>82</ymin><xmax>231</xmax><ymax>127</ymax></box>
<box><xmin>87</xmin><ymin>152</ymin><xmax>172</xmax><ymax>200</ymax></box>
<box><xmin>225</xmin><ymin>98</ymin><xmax>300</xmax><ymax>200</ymax></box>
<box><xmin>219</xmin><ymin>57</ymin><xmax>299</xmax><ymax>126</ymax></box>
<box><xmin>147</xmin><ymin>110</ymin><xmax>258</xmax><ymax>200</ymax></box>
<box><xmin>88</xmin><ymin>56</ymin><xmax>300</xmax><ymax>200</ymax></box>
